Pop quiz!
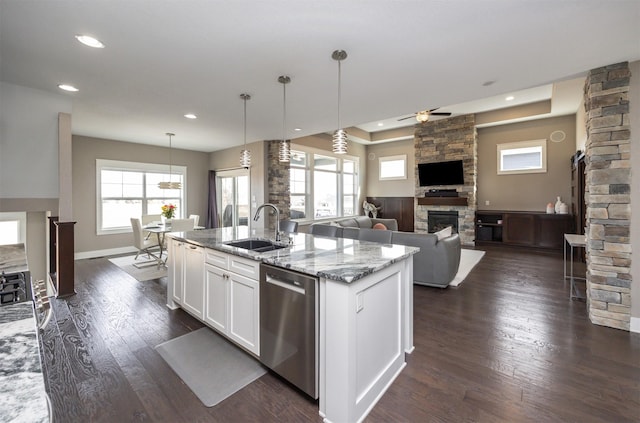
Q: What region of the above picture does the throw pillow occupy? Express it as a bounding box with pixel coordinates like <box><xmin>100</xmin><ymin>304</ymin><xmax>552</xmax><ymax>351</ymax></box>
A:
<box><xmin>372</xmin><ymin>223</ymin><xmax>387</xmax><ymax>230</ymax></box>
<box><xmin>435</xmin><ymin>226</ymin><xmax>452</xmax><ymax>240</ymax></box>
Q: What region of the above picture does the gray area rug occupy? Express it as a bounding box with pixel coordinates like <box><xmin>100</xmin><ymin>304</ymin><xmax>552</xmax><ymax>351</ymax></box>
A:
<box><xmin>155</xmin><ymin>327</ymin><xmax>266</xmax><ymax>407</ymax></box>
<box><xmin>108</xmin><ymin>255</ymin><xmax>167</xmax><ymax>281</ymax></box>
<box><xmin>449</xmin><ymin>249</ymin><xmax>485</xmax><ymax>287</ymax></box>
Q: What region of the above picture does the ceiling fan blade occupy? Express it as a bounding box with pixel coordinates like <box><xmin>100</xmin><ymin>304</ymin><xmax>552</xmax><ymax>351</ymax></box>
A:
<box><xmin>430</xmin><ymin>112</ymin><xmax>451</xmax><ymax>116</ymax></box>
<box><xmin>397</xmin><ymin>115</ymin><xmax>416</xmax><ymax>121</ymax></box>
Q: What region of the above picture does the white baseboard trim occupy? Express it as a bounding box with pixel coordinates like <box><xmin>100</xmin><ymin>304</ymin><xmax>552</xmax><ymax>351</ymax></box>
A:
<box><xmin>75</xmin><ymin>246</ymin><xmax>137</xmax><ymax>260</ymax></box>
<box><xmin>630</xmin><ymin>317</ymin><xmax>640</xmax><ymax>334</ymax></box>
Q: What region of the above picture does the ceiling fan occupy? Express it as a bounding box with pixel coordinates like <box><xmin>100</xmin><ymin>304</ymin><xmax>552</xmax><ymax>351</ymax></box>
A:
<box><xmin>398</xmin><ymin>108</ymin><xmax>451</xmax><ymax>122</ymax></box>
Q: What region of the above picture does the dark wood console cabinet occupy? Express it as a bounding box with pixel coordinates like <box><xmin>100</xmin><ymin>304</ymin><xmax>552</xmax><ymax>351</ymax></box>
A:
<box><xmin>476</xmin><ymin>210</ymin><xmax>574</xmax><ymax>250</ymax></box>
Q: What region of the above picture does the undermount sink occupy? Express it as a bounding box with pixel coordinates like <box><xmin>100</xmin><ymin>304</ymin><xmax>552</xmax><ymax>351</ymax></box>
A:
<box><xmin>224</xmin><ymin>238</ymin><xmax>287</xmax><ymax>253</ymax></box>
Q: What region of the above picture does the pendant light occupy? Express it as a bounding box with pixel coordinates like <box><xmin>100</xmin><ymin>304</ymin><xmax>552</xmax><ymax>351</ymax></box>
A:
<box><xmin>239</xmin><ymin>93</ymin><xmax>251</xmax><ymax>168</ymax></box>
<box><xmin>332</xmin><ymin>49</ymin><xmax>348</xmax><ymax>154</ymax></box>
<box><xmin>158</xmin><ymin>132</ymin><xmax>181</xmax><ymax>189</ymax></box>
<box><xmin>278</xmin><ymin>75</ymin><xmax>291</xmax><ymax>162</ymax></box>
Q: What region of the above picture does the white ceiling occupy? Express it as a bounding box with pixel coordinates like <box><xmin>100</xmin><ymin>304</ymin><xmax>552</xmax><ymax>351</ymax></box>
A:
<box><xmin>1</xmin><ymin>0</ymin><xmax>639</xmax><ymax>152</ymax></box>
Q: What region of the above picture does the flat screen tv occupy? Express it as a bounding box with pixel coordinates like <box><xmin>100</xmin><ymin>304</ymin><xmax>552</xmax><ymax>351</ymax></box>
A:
<box><xmin>418</xmin><ymin>160</ymin><xmax>464</xmax><ymax>186</ymax></box>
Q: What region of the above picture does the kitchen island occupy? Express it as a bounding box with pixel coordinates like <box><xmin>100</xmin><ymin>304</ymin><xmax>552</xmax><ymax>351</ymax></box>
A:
<box><xmin>166</xmin><ymin>227</ymin><xmax>417</xmax><ymax>423</ymax></box>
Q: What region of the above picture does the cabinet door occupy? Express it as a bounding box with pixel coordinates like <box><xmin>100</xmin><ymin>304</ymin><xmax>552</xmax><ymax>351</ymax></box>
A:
<box><xmin>228</xmin><ymin>273</ymin><xmax>260</xmax><ymax>355</ymax></box>
<box><xmin>170</xmin><ymin>240</ymin><xmax>185</xmax><ymax>304</ymax></box>
<box><xmin>204</xmin><ymin>264</ymin><xmax>228</xmax><ymax>333</ymax></box>
<box><xmin>536</xmin><ymin>215</ymin><xmax>573</xmax><ymax>249</ymax></box>
<box><xmin>182</xmin><ymin>245</ymin><xmax>205</xmax><ymax>319</ymax></box>
<box><xmin>503</xmin><ymin>213</ymin><xmax>536</xmax><ymax>246</ymax></box>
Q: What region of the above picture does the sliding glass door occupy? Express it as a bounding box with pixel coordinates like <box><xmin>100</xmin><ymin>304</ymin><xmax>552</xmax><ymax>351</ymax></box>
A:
<box><xmin>217</xmin><ymin>169</ymin><xmax>250</xmax><ymax>228</ymax></box>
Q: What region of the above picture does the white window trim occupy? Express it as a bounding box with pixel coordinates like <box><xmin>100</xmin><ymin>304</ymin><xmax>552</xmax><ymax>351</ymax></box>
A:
<box><xmin>96</xmin><ymin>159</ymin><xmax>187</xmax><ymax>235</ymax></box>
<box><xmin>290</xmin><ymin>144</ymin><xmax>360</xmax><ymax>223</ymax></box>
<box><xmin>379</xmin><ymin>154</ymin><xmax>407</xmax><ymax>180</ymax></box>
<box><xmin>497</xmin><ymin>139</ymin><xmax>547</xmax><ymax>175</ymax></box>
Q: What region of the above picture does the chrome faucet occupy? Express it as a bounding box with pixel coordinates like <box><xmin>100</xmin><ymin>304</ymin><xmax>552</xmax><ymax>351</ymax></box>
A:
<box><xmin>253</xmin><ymin>203</ymin><xmax>281</xmax><ymax>242</ymax></box>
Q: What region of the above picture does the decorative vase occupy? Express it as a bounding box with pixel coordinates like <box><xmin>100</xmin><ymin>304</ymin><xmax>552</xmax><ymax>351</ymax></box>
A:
<box><xmin>161</xmin><ymin>215</ymin><xmax>172</xmax><ymax>225</ymax></box>
<box><xmin>558</xmin><ymin>203</ymin><xmax>569</xmax><ymax>214</ymax></box>
<box><xmin>554</xmin><ymin>196</ymin><xmax>563</xmax><ymax>213</ymax></box>
<box><xmin>546</xmin><ymin>203</ymin><xmax>555</xmax><ymax>214</ymax></box>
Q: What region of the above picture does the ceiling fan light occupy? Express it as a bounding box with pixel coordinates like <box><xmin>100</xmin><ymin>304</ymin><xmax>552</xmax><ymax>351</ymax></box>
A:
<box><xmin>416</xmin><ymin>110</ymin><xmax>429</xmax><ymax>123</ymax></box>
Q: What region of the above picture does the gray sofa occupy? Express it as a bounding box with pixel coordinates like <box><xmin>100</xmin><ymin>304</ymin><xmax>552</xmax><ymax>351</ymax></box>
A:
<box><xmin>310</xmin><ymin>216</ymin><xmax>461</xmax><ymax>288</ymax></box>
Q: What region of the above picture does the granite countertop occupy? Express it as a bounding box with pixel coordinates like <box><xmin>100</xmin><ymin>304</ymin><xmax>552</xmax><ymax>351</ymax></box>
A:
<box><xmin>170</xmin><ymin>227</ymin><xmax>418</xmax><ymax>283</ymax></box>
<box><xmin>0</xmin><ymin>302</ymin><xmax>49</xmax><ymax>422</ymax></box>
<box><xmin>0</xmin><ymin>243</ymin><xmax>29</xmax><ymax>274</ymax></box>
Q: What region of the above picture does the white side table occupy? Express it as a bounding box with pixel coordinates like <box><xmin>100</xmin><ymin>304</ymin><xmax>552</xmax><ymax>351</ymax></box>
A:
<box><xmin>564</xmin><ymin>234</ymin><xmax>586</xmax><ymax>300</ymax></box>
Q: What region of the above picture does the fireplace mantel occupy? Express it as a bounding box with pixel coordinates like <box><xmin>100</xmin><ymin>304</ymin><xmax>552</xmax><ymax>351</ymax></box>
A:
<box><xmin>417</xmin><ymin>197</ymin><xmax>468</xmax><ymax>206</ymax></box>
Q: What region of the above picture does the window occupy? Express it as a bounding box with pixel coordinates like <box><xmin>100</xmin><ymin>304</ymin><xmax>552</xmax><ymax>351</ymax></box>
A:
<box><xmin>379</xmin><ymin>155</ymin><xmax>407</xmax><ymax>180</ymax></box>
<box><xmin>96</xmin><ymin>159</ymin><xmax>186</xmax><ymax>234</ymax></box>
<box><xmin>289</xmin><ymin>146</ymin><xmax>359</xmax><ymax>221</ymax></box>
<box><xmin>0</xmin><ymin>212</ymin><xmax>26</xmax><ymax>245</ymax></box>
<box><xmin>497</xmin><ymin>139</ymin><xmax>547</xmax><ymax>175</ymax></box>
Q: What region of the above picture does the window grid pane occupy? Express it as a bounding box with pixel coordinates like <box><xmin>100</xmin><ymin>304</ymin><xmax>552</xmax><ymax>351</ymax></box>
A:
<box><xmin>99</xmin><ymin>163</ymin><xmax>185</xmax><ymax>232</ymax></box>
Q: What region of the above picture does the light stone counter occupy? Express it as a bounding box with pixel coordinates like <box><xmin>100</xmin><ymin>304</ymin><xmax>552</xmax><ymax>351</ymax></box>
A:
<box><xmin>0</xmin><ymin>243</ymin><xmax>29</xmax><ymax>274</ymax></box>
<box><xmin>0</xmin><ymin>302</ymin><xmax>49</xmax><ymax>423</ymax></box>
<box><xmin>170</xmin><ymin>227</ymin><xmax>418</xmax><ymax>283</ymax></box>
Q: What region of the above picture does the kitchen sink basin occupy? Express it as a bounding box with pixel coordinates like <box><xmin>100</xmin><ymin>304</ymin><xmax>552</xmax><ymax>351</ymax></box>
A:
<box><xmin>224</xmin><ymin>239</ymin><xmax>287</xmax><ymax>253</ymax></box>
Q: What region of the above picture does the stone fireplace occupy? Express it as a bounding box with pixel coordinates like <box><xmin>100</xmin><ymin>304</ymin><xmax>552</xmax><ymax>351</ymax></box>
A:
<box><xmin>428</xmin><ymin>210</ymin><xmax>459</xmax><ymax>233</ymax></box>
<box><xmin>414</xmin><ymin>114</ymin><xmax>477</xmax><ymax>246</ymax></box>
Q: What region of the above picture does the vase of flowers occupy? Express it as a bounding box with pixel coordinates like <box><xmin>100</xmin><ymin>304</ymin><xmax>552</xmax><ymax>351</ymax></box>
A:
<box><xmin>161</xmin><ymin>204</ymin><xmax>176</xmax><ymax>224</ymax></box>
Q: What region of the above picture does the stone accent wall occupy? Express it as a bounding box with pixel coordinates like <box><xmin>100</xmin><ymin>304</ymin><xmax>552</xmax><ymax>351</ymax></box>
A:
<box><xmin>584</xmin><ymin>62</ymin><xmax>632</xmax><ymax>331</ymax></box>
<box><xmin>414</xmin><ymin>114</ymin><xmax>477</xmax><ymax>245</ymax></box>
<box><xmin>266</xmin><ymin>140</ymin><xmax>290</xmax><ymax>228</ymax></box>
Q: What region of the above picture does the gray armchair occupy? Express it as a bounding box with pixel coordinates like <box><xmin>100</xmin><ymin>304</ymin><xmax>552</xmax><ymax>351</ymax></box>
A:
<box><xmin>391</xmin><ymin>231</ymin><xmax>461</xmax><ymax>288</ymax></box>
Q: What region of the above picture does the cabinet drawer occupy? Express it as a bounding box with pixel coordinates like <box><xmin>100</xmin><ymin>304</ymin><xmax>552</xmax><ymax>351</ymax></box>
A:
<box><xmin>229</xmin><ymin>255</ymin><xmax>260</xmax><ymax>279</ymax></box>
<box><xmin>205</xmin><ymin>248</ymin><xmax>229</xmax><ymax>268</ymax></box>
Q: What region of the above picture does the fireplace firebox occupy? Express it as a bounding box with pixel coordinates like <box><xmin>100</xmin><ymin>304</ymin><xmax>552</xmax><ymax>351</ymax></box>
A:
<box><xmin>428</xmin><ymin>211</ymin><xmax>459</xmax><ymax>233</ymax></box>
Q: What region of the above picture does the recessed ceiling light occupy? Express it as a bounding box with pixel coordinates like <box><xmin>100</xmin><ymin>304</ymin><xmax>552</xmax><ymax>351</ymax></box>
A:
<box><xmin>184</xmin><ymin>113</ymin><xmax>197</xmax><ymax>119</ymax></box>
<box><xmin>377</xmin><ymin>122</ymin><xmax>384</xmax><ymax>127</ymax></box>
<box><xmin>505</xmin><ymin>96</ymin><xmax>515</xmax><ymax>101</ymax></box>
<box><xmin>294</xmin><ymin>128</ymin><xmax>302</xmax><ymax>132</ymax></box>
<box><xmin>75</xmin><ymin>34</ymin><xmax>105</xmax><ymax>48</ymax></box>
<box><xmin>58</xmin><ymin>84</ymin><xmax>79</xmax><ymax>92</ymax></box>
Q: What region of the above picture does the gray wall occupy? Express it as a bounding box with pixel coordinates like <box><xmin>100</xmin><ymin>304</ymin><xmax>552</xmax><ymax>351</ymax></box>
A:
<box><xmin>477</xmin><ymin>115</ymin><xmax>576</xmax><ymax>211</ymax></box>
<box><xmin>630</xmin><ymin>60</ymin><xmax>639</xmax><ymax>330</ymax></box>
<box><xmin>0</xmin><ymin>82</ymin><xmax>71</xmax><ymax>203</ymax></box>
<box><xmin>73</xmin><ymin>135</ymin><xmax>210</xmax><ymax>255</ymax></box>
<box><xmin>365</xmin><ymin>139</ymin><xmax>415</xmax><ymax>197</ymax></box>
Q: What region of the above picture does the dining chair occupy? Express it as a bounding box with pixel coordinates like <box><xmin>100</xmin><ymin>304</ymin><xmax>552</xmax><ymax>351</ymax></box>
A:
<box><xmin>279</xmin><ymin>220</ymin><xmax>298</xmax><ymax>233</ymax></box>
<box><xmin>188</xmin><ymin>214</ymin><xmax>200</xmax><ymax>227</ymax></box>
<box><xmin>169</xmin><ymin>218</ymin><xmax>195</xmax><ymax>232</ymax></box>
<box><xmin>141</xmin><ymin>214</ymin><xmax>161</xmax><ymax>239</ymax></box>
<box><xmin>131</xmin><ymin>218</ymin><xmax>160</xmax><ymax>260</ymax></box>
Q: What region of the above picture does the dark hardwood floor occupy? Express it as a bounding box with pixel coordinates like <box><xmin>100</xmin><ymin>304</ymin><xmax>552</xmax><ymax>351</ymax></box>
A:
<box><xmin>40</xmin><ymin>246</ymin><xmax>639</xmax><ymax>422</ymax></box>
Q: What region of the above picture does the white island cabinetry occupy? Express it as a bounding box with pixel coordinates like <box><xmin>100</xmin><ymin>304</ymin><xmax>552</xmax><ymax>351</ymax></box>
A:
<box><xmin>167</xmin><ymin>238</ymin><xmax>184</xmax><ymax>308</ymax></box>
<box><xmin>204</xmin><ymin>248</ymin><xmax>260</xmax><ymax>355</ymax></box>
<box><xmin>182</xmin><ymin>244</ymin><xmax>205</xmax><ymax>319</ymax></box>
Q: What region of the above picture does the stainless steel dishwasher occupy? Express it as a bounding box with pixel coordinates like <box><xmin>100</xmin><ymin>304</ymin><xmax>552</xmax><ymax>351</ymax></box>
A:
<box><xmin>260</xmin><ymin>264</ymin><xmax>318</xmax><ymax>399</ymax></box>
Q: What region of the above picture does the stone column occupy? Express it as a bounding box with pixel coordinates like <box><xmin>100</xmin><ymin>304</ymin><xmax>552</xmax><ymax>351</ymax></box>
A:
<box><xmin>266</xmin><ymin>140</ymin><xmax>291</xmax><ymax>228</ymax></box>
<box><xmin>414</xmin><ymin>114</ymin><xmax>477</xmax><ymax>245</ymax></box>
<box><xmin>584</xmin><ymin>62</ymin><xmax>632</xmax><ymax>331</ymax></box>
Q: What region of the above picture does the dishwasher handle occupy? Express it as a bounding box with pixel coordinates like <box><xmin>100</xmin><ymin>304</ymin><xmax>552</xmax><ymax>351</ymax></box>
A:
<box><xmin>265</xmin><ymin>273</ymin><xmax>306</xmax><ymax>295</ymax></box>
